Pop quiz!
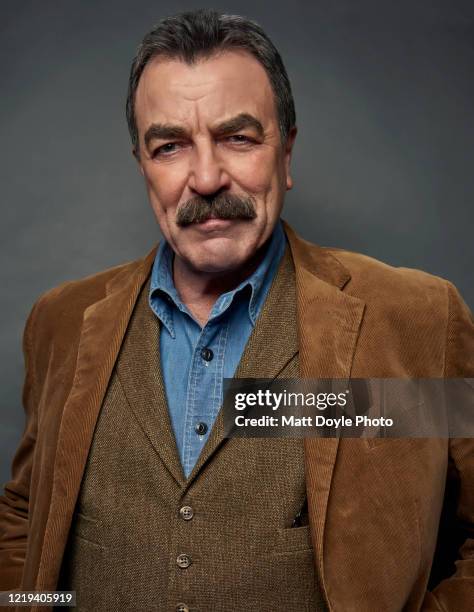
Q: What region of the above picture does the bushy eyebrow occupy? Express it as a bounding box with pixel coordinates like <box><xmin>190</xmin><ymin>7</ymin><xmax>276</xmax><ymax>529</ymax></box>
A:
<box><xmin>213</xmin><ymin>113</ymin><xmax>264</xmax><ymax>138</ymax></box>
<box><xmin>144</xmin><ymin>124</ymin><xmax>188</xmax><ymax>148</ymax></box>
<box><xmin>143</xmin><ymin>112</ymin><xmax>264</xmax><ymax>149</ymax></box>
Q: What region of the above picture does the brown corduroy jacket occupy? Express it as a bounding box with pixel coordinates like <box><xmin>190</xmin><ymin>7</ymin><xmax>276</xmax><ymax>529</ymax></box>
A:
<box><xmin>0</xmin><ymin>220</ymin><xmax>473</xmax><ymax>612</ymax></box>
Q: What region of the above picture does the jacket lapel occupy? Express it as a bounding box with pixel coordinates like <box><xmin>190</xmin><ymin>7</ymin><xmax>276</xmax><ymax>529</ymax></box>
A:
<box><xmin>35</xmin><ymin>249</ymin><xmax>157</xmax><ymax>589</ymax></box>
<box><xmin>283</xmin><ymin>220</ymin><xmax>366</xmax><ymax>610</ymax></box>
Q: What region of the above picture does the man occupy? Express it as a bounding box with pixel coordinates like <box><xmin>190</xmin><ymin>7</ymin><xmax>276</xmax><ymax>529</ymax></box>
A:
<box><xmin>0</xmin><ymin>9</ymin><xmax>473</xmax><ymax>612</ymax></box>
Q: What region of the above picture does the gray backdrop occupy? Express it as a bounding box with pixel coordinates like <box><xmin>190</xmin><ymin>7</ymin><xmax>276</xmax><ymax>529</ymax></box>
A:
<box><xmin>1</xmin><ymin>0</ymin><xmax>473</xmax><ymax>484</ymax></box>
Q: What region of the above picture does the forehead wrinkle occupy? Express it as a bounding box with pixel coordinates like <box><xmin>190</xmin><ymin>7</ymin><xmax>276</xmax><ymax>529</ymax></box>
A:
<box><xmin>167</xmin><ymin>77</ymin><xmax>220</xmax><ymax>102</ymax></box>
<box><xmin>137</xmin><ymin>53</ymin><xmax>277</xmax><ymax>146</ymax></box>
<box><xmin>141</xmin><ymin>53</ymin><xmax>272</xmax><ymax>109</ymax></box>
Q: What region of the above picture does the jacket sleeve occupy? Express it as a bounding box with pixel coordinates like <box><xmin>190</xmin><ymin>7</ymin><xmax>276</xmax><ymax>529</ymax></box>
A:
<box><xmin>0</xmin><ymin>301</ymin><xmax>40</xmax><ymax>590</ymax></box>
<box><xmin>423</xmin><ymin>281</ymin><xmax>474</xmax><ymax>611</ymax></box>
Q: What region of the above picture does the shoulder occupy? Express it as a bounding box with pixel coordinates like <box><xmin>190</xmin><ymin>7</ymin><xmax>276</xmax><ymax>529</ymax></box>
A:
<box><xmin>286</xmin><ymin>219</ymin><xmax>454</xmax><ymax>313</ymax></box>
<box><xmin>326</xmin><ymin>246</ymin><xmax>450</xmax><ymax>308</ymax></box>
<box><xmin>25</xmin><ymin>251</ymin><xmax>155</xmax><ymax>346</ymax></box>
<box><xmin>283</xmin><ymin>221</ymin><xmax>453</xmax><ymax>312</ymax></box>
<box><xmin>36</xmin><ymin>259</ymin><xmax>141</xmax><ymax>313</ymax></box>
<box><xmin>286</xmin><ymin>219</ymin><xmax>473</xmax><ymax>374</ymax></box>
<box><xmin>319</xmin><ymin>246</ymin><xmax>472</xmax><ymax>376</ymax></box>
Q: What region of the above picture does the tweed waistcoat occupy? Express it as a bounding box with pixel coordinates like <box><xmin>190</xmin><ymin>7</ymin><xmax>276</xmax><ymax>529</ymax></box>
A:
<box><xmin>57</xmin><ymin>244</ymin><xmax>326</xmax><ymax>612</ymax></box>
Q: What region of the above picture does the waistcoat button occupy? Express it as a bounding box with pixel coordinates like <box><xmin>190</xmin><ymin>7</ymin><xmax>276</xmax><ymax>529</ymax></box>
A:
<box><xmin>176</xmin><ymin>553</ymin><xmax>192</xmax><ymax>569</ymax></box>
<box><xmin>179</xmin><ymin>505</ymin><xmax>194</xmax><ymax>520</ymax></box>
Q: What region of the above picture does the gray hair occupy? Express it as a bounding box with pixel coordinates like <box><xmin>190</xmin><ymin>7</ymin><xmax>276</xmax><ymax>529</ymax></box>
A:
<box><xmin>126</xmin><ymin>9</ymin><xmax>296</xmax><ymax>152</ymax></box>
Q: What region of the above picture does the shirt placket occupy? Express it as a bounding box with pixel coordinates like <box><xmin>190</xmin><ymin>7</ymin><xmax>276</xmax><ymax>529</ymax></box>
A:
<box><xmin>181</xmin><ymin>321</ymin><xmax>228</xmax><ymax>477</ymax></box>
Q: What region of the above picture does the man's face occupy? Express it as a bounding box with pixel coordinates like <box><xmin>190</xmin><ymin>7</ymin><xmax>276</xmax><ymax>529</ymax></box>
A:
<box><xmin>134</xmin><ymin>50</ymin><xmax>296</xmax><ymax>274</ymax></box>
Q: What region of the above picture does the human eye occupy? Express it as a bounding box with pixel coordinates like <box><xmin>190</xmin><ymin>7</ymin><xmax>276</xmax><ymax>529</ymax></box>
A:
<box><xmin>227</xmin><ymin>134</ymin><xmax>253</xmax><ymax>144</ymax></box>
<box><xmin>151</xmin><ymin>142</ymin><xmax>181</xmax><ymax>158</ymax></box>
<box><xmin>223</xmin><ymin>134</ymin><xmax>260</xmax><ymax>150</ymax></box>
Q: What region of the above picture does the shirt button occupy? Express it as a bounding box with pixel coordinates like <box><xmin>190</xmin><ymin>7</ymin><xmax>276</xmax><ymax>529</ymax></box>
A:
<box><xmin>176</xmin><ymin>604</ymin><xmax>189</xmax><ymax>612</ymax></box>
<box><xmin>200</xmin><ymin>347</ymin><xmax>214</xmax><ymax>361</ymax></box>
<box><xmin>176</xmin><ymin>553</ymin><xmax>192</xmax><ymax>569</ymax></box>
<box><xmin>195</xmin><ymin>422</ymin><xmax>208</xmax><ymax>435</ymax></box>
<box><xmin>179</xmin><ymin>505</ymin><xmax>194</xmax><ymax>520</ymax></box>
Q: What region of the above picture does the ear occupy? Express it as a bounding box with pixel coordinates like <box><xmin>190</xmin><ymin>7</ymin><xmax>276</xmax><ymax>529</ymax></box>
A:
<box><xmin>132</xmin><ymin>147</ymin><xmax>145</xmax><ymax>176</ymax></box>
<box><xmin>284</xmin><ymin>126</ymin><xmax>297</xmax><ymax>190</ymax></box>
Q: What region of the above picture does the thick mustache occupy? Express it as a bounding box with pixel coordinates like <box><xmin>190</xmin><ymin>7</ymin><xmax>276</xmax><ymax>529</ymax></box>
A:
<box><xmin>176</xmin><ymin>193</ymin><xmax>257</xmax><ymax>227</ymax></box>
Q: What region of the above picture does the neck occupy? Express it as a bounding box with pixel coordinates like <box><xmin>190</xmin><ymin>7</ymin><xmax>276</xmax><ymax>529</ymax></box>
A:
<box><xmin>172</xmin><ymin>242</ymin><xmax>270</xmax><ymax>327</ymax></box>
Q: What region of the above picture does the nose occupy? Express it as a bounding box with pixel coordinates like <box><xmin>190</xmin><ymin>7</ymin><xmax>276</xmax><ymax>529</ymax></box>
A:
<box><xmin>188</xmin><ymin>140</ymin><xmax>230</xmax><ymax>195</ymax></box>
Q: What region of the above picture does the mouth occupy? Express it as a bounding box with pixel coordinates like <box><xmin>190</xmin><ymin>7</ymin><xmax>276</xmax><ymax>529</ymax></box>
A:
<box><xmin>192</xmin><ymin>217</ymin><xmax>236</xmax><ymax>231</ymax></box>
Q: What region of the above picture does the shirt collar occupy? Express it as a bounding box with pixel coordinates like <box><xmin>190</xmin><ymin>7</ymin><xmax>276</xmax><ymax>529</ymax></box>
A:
<box><xmin>149</xmin><ymin>219</ymin><xmax>287</xmax><ymax>336</ymax></box>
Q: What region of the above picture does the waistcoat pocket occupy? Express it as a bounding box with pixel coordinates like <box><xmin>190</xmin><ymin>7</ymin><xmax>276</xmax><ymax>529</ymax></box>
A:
<box><xmin>71</xmin><ymin>512</ymin><xmax>106</xmax><ymax>549</ymax></box>
<box><xmin>272</xmin><ymin>525</ymin><xmax>313</xmax><ymax>554</ymax></box>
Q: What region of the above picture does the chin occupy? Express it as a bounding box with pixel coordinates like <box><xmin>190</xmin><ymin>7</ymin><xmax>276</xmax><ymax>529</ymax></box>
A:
<box><xmin>179</xmin><ymin>237</ymin><xmax>252</xmax><ymax>272</ymax></box>
<box><xmin>189</xmin><ymin>255</ymin><xmax>247</xmax><ymax>274</ymax></box>
<box><xmin>183</xmin><ymin>246</ymin><xmax>249</xmax><ymax>274</ymax></box>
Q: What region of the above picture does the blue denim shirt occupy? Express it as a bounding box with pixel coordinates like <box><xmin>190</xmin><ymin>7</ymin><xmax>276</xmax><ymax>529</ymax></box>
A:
<box><xmin>149</xmin><ymin>219</ymin><xmax>286</xmax><ymax>477</ymax></box>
